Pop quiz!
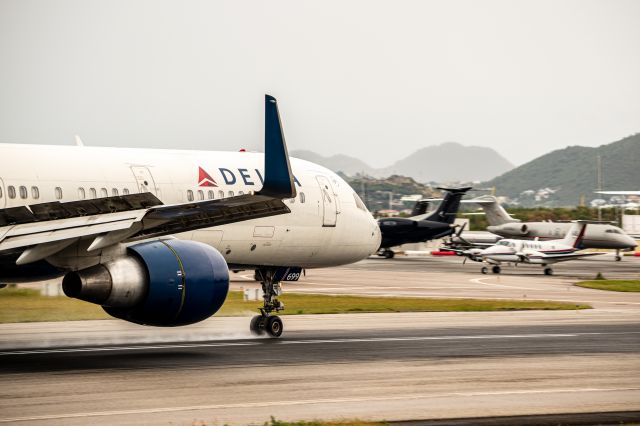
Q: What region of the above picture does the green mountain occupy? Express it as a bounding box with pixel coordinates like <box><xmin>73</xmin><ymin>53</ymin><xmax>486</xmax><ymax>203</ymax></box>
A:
<box><xmin>483</xmin><ymin>133</ymin><xmax>640</xmax><ymax>207</ymax></box>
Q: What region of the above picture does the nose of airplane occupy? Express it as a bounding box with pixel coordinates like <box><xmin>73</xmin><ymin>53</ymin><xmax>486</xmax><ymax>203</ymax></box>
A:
<box><xmin>622</xmin><ymin>234</ymin><xmax>638</xmax><ymax>250</ymax></box>
<box><xmin>480</xmin><ymin>246</ymin><xmax>497</xmax><ymax>256</ymax></box>
<box><xmin>481</xmin><ymin>244</ymin><xmax>510</xmax><ymax>257</ymax></box>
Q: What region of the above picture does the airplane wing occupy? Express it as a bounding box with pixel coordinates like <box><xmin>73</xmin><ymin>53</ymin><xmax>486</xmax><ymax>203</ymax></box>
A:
<box><xmin>0</xmin><ymin>95</ymin><xmax>295</xmax><ymax>266</ymax></box>
<box><xmin>0</xmin><ymin>193</ymin><xmax>290</xmax><ymax>264</ymax></box>
<box><xmin>527</xmin><ymin>252</ymin><xmax>606</xmax><ymax>263</ymax></box>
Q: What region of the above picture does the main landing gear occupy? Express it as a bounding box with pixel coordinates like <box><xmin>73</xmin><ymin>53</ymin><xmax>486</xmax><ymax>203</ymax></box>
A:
<box><xmin>378</xmin><ymin>249</ymin><xmax>395</xmax><ymax>259</ymax></box>
<box><xmin>543</xmin><ymin>267</ymin><xmax>553</xmax><ymax>276</ymax></box>
<box><xmin>480</xmin><ymin>265</ymin><xmax>501</xmax><ymax>274</ymax></box>
<box><xmin>250</xmin><ymin>268</ymin><xmax>285</xmax><ymax>338</ymax></box>
<box><xmin>615</xmin><ymin>249</ymin><xmax>622</xmax><ymax>262</ymax></box>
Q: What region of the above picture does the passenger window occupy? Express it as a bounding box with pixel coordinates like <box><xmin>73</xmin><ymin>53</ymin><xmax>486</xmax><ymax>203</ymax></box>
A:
<box><xmin>187</xmin><ymin>190</ymin><xmax>194</xmax><ymax>201</ymax></box>
<box><xmin>89</xmin><ymin>188</ymin><xmax>97</xmax><ymax>199</ymax></box>
<box><xmin>78</xmin><ymin>187</ymin><xmax>86</xmax><ymax>199</ymax></box>
<box><xmin>100</xmin><ymin>188</ymin><xmax>108</xmax><ymax>197</ymax></box>
<box><xmin>123</xmin><ymin>188</ymin><xmax>130</xmax><ymax>195</ymax></box>
<box><xmin>19</xmin><ymin>186</ymin><xmax>27</xmax><ymax>199</ymax></box>
<box><xmin>31</xmin><ymin>186</ymin><xmax>39</xmax><ymax>199</ymax></box>
<box><xmin>218</xmin><ymin>190</ymin><xmax>224</xmax><ymax>199</ymax></box>
<box><xmin>238</xmin><ymin>191</ymin><xmax>244</xmax><ymax>195</ymax></box>
<box><xmin>300</xmin><ymin>192</ymin><xmax>306</xmax><ymax>203</ymax></box>
<box><xmin>228</xmin><ymin>191</ymin><xmax>234</xmax><ymax>197</ymax></box>
<box><xmin>197</xmin><ymin>190</ymin><xmax>204</xmax><ymax>200</ymax></box>
<box><xmin>112</xmin><ymin>188</ymin><xmax>119</xmax><ymax>196</ymax></box>
<box><xmin>8</xmin><ymin>186</ymin><xmax>16</xmax><ymax>199</ymax></box>
<box><xmin>208</xmin><ymin>190</ymin><xmax>214</xmax><ymax>200</ymax></box>
<box><xmin>55</xmin><ymin>187</ymin><xmax>63</xmax><ymax>200</ymax></box>
<box><xmin>0</xmin><ymin>186</ymin><xmax>2</xmax><ymax>198</ymax></box>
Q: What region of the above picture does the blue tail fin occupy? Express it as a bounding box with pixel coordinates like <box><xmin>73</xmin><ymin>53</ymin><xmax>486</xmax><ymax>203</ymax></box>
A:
<box><xmin>258</xmin><ymin>95</ymin><xmax>297</xmax><ymax>199</ymax></box>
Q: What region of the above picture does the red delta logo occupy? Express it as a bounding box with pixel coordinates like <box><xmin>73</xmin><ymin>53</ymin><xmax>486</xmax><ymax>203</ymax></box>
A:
<box><xmin>198</xmin><ymin>167</ymin><xmax>218</xmax><ymax>187</ymax></box>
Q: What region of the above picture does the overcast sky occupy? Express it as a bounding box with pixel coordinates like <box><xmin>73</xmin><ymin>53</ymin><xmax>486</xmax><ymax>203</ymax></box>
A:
<box><xmin>0</xmin><ymin>0</ymin><xmax>638</xmax><ymax>167</ymax></box>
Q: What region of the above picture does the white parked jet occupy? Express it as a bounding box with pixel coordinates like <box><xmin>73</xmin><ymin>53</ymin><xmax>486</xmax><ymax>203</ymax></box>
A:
<box><xmin>455</xmin><ymin>221</ymin><xmax>604</xmax><ymax>275</ymax></box>
<box><xmin>0</xmin><ymin>95</ymin><xmax>381</xmax><ymax>337</ymax></box>
<box><xmin>468</xmin><ymin>195</ymin><xmax>636</xmax><ymax>260</ymax></box>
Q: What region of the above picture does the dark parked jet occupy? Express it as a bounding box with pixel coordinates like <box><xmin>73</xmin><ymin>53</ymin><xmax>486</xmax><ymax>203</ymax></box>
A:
<box><xmin>376</xmin><ymin>187</ymin><xmax>472</xmax><ymax>258</ymax></box>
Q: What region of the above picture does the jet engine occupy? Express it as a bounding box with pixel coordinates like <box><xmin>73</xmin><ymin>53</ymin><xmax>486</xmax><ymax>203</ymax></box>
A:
<box><xmin>491</xmin><ymin>223</ymin><xmax>528</xmax><ymax>236</ymax></box>
<box><xmin>62</xmin><ymin>240</ymin><xmax>229</xmax><ymax>326</ymax></box>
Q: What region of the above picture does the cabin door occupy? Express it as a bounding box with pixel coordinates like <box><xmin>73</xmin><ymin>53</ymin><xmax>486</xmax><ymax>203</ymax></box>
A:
<box><xmin>130</xmin><ymin>166</ymin><xmax>158</xmax><ymax>196</ymax></box>
<box><xmin>0</xmin><ymin>178</ymin><xmax>5</xmax><ymax>208</ymax></box>
<box><xmin>316</xmin><ymin>175</ymin><xmax>337</xmax><ymax>227</ymax></box>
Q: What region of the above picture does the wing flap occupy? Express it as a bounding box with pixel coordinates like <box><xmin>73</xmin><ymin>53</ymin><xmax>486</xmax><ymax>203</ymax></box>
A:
<box><xmin>132</xmin><ymin>195</ymin><xmax>289</xmax><ymax>241</ymax></box>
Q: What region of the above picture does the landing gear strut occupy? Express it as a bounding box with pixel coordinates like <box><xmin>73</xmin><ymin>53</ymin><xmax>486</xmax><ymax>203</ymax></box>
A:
<box><xmin>615</xmin><ymin>249</ymin><xmax>622</xmax><ymax>262</ymax></box>
<box><xmin>250</xmin><ymin>268</ymin><xmax>285</xmax><ymax>338</ymax></box>
<box><xmin>378</xmin><ymin>249</ymin><xmax>395</xmax><ymax>259</ymax></box>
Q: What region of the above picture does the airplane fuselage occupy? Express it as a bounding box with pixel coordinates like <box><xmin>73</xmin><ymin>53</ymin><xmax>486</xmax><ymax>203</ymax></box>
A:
<box><xmin>487</xmin><ymin>222</ymin><xmax>636</xmax><ymax>250</ymax></box>
<box><xmin>0</xmin><ymin>144</ymin><xmax>381</xmax><ymax>277</ymax></box>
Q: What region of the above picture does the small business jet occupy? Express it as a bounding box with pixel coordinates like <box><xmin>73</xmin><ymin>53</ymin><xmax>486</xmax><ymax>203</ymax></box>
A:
<box><xmin>453</xmin><ymin>221</ymin><xmax>604</xmax><ymax>275</ymax></box>
<box><xmin>0</xmin><ymin>95</ymin><xmax>381</xmax><ymax>337</ymax></box>
<box><xmin>376</xmin><ymin>187</ymin><xmax>471</xmax><ymax>258</ymax></box>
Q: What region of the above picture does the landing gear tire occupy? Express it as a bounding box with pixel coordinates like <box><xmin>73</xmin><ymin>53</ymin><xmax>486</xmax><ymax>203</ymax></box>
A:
<box><xmin>544</xmin><ymin>267</ymin><xmax>553</xmax><ymax>276</ymax></box>
<box><xmin>615</xmin><ymin>255</ymin><xmax>622</xmax><ymax>262</ymax></box>
<box><xmin>383</xmin><ymin>250</ymin><xmax>395</xmax><ymax>259</ymax></box>
<box><xmin>265</xmin><ymin>316</ymin><xmax>283</xmax><ymax>337</ymax></box>
<box><xmin>492</xmin><ymin>265</ymin><xmax>501</xmax><ymax>274</ymax></box>
<box><xmin>481</xmin><ymin>266</ymin><xmax>488</xmax><ymax>274</ymax></box>
<box><xmin>250</xmin><ymin>315</ymin><xmax>266</xmax><ymax>336</ymax></box>
<box><xmin>252</xmin><ymin>268</ymin><xmax>286</xmax><ymax>338</ymax></box>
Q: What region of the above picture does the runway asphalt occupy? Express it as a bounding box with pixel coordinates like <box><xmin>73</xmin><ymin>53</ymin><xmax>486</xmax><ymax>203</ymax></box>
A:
<box><xmin>0</xmin><ymin>255</ymin><xmax>639</xmax><ymax>425</ymax></box>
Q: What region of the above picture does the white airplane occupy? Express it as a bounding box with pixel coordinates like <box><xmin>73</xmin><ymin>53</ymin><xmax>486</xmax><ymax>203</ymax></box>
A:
<box><xmin>454</xmin><ymin>221</ymin><xmax>604</xmax><ymax>275</ymax></box>
<box><xmin>0</xmin><ymin>95</ymin><xmax>381</xmax><ymax>337</ymax></box>
<box><xmin>467</xmin><ymin>196</ymin><xmax>636</xmax><ymax>260</ymax></box>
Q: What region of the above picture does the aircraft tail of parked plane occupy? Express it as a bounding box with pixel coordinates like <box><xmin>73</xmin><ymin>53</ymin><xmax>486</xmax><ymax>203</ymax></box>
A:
<box><xmin>425</xmin><ymin>187</ymin><xmax>473</xmax><ymax>224</ymax></box>
<box><xmin>561</xmin><ymin>221</ymin><xmax>588</xmax><ymax>248</ymax></box>
<box><xmin>468</xmin><ymin>195</ymin><xmax>518</xmax><ymax>225</ymax></box>
<box><xmin>410</xmin><ymin>200</ymin><xmax>430</xmax><ymax>217</ymax></box>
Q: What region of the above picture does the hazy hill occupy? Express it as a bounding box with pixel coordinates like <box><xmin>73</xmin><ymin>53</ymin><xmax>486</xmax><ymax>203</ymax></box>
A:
<box><xmin>292</xmin><ymin>142</ymin><xmax>513</xmax><ymax>182</ymax></box>
<box><xmin>290</xmin><ymin>150</ymin><xmax>376</xmax><ymax>176</ymax></box>
<box><xmin>381</xmin><ymin>142</ymin><xmax>513</xmax><ymax>182</ymax></box>
<box><xmin>483</xmin><ymin>133</ymin><xmax>640</xmax><ymax>206</ymax></box>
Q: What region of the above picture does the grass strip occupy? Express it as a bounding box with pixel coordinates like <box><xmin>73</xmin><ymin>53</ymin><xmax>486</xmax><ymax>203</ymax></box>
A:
<box><xmin>0</xmin><ymin>288</ymin><xmax>590</xmax><ymax>324</ymax></box>
<box><xmin>575</xmin><ymin>280</ymin><xmax>640</xmax><ymax>292</ymax></box>
<box><xmin>262</xmin><ymin>417</ymin><xmax>384</xmax><ymax>426</ymax></box>
<box><xmin>220</xmin><ymin>291</ymin><xmax>589</xmax><ymax>316</ymax></box>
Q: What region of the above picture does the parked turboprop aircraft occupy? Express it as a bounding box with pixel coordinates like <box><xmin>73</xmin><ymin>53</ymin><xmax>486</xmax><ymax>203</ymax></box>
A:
<box><xmin>469</xmin><ymin>196</ymin><xmax>636</xmax><ymax>260</ymax></box>
<box><xmin>376</xmin><ymin>187</ymin><xmax>471</xmax><ymax>258</ymax></box>
<box><xmin>0</xmin><ymin>95</ymin><xmax>381</xmax><ymax>337</ymax></box>
<box><xmin>454</xmin><ymin>221</ymin><xmax>604</xmax><ymax>275</ymax></box>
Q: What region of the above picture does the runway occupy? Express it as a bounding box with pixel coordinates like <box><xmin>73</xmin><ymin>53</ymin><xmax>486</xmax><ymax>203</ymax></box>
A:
<box><xmin>0</xmin><ymin>255</ymin><xmax>639</xmax><ymax>425</ymax></box>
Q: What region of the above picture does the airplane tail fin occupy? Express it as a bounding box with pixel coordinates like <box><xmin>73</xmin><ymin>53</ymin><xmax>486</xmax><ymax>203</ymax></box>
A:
<box><xmin>469</xmin><ymin>196</ymin><xmax>518</xmax><ymax>225</ymax></box>
<box><xmin>561</xmin><ymin>221</ymin><xmax>588</xmax><ymax>248</ymax></box>
<box><xmin>258</xmin><ymin>94</ymin><xmax>297</xmax><ymax>199</ymax></box>
<box><xmin>410</xmin><ymin>200</ymin><xmax>431</xmax><ymax>217</ymax></box>
<box><xmin>424</xmin><ymin>187</ymin><xmax>472</xmax><ymax>224</ymax></box>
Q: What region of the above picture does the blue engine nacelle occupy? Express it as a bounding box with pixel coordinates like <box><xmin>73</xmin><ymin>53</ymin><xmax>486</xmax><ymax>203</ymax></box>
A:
<box><xmin>62</xmin><ymin>240</ymin><xmax>229</xmax><ymax>327</ymax></box>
